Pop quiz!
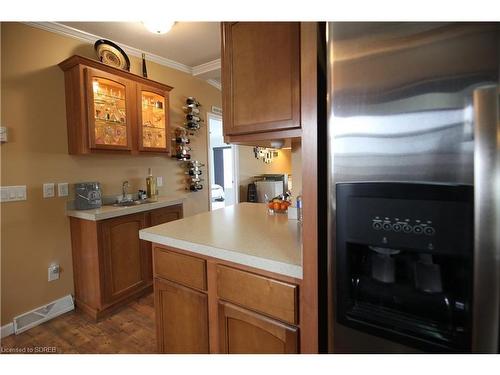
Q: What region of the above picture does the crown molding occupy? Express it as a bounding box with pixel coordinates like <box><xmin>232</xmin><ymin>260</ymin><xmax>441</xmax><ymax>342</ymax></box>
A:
<box><xmin>206</xmin><ymin>79</ymin><xmax>222</xmax><ymax>91</ymax></box>
<box><xmin>24</xmin><ymin>22</ymin><xmax>192</xmax><ymax>74</ymax></box>
<box><xmin>192</xmin><ymin>59</ymin><xmax>221</xmax><ymax>76</ymax></box>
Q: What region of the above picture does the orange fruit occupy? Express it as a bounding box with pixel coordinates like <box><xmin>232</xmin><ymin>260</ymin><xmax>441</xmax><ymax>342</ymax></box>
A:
<box><xmin>273</xmin><ymin>202</ymin><xmax>281</xmax><ymax>210</ymax></box>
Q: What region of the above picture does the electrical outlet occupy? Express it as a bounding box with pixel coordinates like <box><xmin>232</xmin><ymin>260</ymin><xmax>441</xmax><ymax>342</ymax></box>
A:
<box><xmin>48</xmin><ymin>264</ymin><xmax>60</xmax><ymax>282</ymax></box>
<box><xmin>57</xmin><ymin>183</ymin><xmax>69</xmax><ymax>197</ymax></box>
<box><xmin>156</xmin><ymin>176</ymin><xmax>163</xmax><ymax>187</ymax></box>
<box><xmin>43</xmin><ymin>183</ymin><xmax>55</xmax><ymax>198</ymax></box>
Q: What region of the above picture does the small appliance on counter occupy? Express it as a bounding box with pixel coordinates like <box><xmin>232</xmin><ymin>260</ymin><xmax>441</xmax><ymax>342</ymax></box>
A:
<box><xmin>75</xmin><ymin>182</ymin><xmax>102</xmax><ymax>210</ymax></box>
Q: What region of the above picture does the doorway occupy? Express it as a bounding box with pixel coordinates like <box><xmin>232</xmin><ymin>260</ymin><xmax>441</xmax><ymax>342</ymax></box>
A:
<box><xmin>207</xmin><ymin>113</ymin><xmax>238</xmax><ymax>210</ymax></box>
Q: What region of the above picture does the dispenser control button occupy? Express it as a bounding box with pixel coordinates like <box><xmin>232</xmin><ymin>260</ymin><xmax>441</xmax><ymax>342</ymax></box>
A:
<box><xmin>372</xmin><ymin>222</ymin><xmax>383</xmax><ymax>230</ymax></box>
<box><xmin>413</xmin><ymin>226</ymin><xmax>423</xmax><ymax>235</ymax></box>
<box><xmin>424</xmin><ymin>226</ymin><xmax>435</xmax><ymax>236</ymax></box>
<box><xmin>392</xmin><ymin>223</ymin><xmax>402</xmax><ymax>232</ymax></box>
<box><xmin>382</xmin><ymin>223</ymin><xmax>392</xmax><ymax>231</ymax></box>
<box><xmin>402</xmin><ymin>224</ymin><xmax>413</xmax><ymax>233</ymax></box>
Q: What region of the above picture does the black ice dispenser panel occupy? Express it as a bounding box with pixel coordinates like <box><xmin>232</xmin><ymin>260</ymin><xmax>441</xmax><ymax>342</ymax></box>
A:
<box><xmin>335</xmin><ymin>183</ymin><xmax>473</xmax><ymax>352</ymax></box>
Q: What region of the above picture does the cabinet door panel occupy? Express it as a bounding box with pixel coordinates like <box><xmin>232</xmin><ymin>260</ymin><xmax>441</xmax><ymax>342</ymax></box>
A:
<box><xmin>149</xmin><ymin>204</ymin><xmax>183</xmax><ymax>226</ymax></box>
<box><xmin>100</xmin><ymin>212</ymin><xmax>149</xmax><ymax>303</ymax></box>
<box><xmin>137</xmin><ymin>83</ymin><xmax>170</xmax><ymax>153</ymax></box>
<box><xmin>155</xmin><ymin>278</ymin><xmax>209</xmax><ymax>353</ymax></box>
<box><xmin>219</xmin><ymin>302</ymin><xmax>298</xmax><ymax>354</ymax></box>
<box><xmin>222</xmin><ymin>22</ymin><xmax>301</xmax><ymax>136</ymax></box>
<box><xmin>85</xmin><ymin>67</ymin><xmax>135</xmax><ymax>150</ymax></box>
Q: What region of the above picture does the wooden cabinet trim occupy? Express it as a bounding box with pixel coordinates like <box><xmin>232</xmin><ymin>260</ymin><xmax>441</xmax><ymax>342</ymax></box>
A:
<box><xmin>216</xmin><ymin>264</ymin><xmax>298</xmax><ymax>325</ymax></box>
<box><xmin>299</xmin><ymin>22</ymin><xmax>319</xmax><ymax>354</ymax></box>
<box><xmin>218</xmin><ymin>301</ymin><xmax>299</xmax><ymax>354</ymax></box>
<box><xmin>59</xmin><ymin>55</ymin><xmax>173</xmax><ymax>92</ymax></box>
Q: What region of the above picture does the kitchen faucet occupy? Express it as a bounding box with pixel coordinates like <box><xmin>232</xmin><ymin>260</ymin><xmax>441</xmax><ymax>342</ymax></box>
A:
<box><xmin>122</xmin><ymin>180</ymin><xmax>130</xmax><ymax>202</ymax></box>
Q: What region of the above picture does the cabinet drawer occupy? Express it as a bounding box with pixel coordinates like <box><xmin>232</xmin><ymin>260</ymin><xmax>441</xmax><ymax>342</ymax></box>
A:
<box><xmin>216</xmin><ymin>265</ymin><xmax>298</xmax><ymax>325</ymax></box>
<box><xmin>154</xmin><ymin>247</ymin><xmax>207</xmax><ymax>291</ymax></box>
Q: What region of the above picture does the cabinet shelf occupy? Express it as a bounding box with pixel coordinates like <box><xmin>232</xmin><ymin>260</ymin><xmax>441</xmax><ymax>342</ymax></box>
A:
<box><xmin>95</xmin><ymin>118</ymin><xmax>126</xmax><ymax>125</ymax></box>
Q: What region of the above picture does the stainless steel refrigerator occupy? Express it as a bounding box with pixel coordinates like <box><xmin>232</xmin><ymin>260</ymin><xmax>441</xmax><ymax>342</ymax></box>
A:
<box><xmin>325</xmin><ymin>22</ymin><xmax>499</xmax><ymax>353</ymax></box>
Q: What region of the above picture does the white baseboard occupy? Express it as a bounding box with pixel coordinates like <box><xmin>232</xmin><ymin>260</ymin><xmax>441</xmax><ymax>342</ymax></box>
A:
<box><xmin>13</xmin><ymin>295</ymin><xmax>74</xmax><ymax>335</ymax></box>
<box><xmin>0</xmin><ymin>295</ymin><xmax>75</xmax><ymax>339</ymax></box>
<box><xmin>1</xmin><ymin>322</ymin><xmax>14</xmax><ymax>338</ymax></box>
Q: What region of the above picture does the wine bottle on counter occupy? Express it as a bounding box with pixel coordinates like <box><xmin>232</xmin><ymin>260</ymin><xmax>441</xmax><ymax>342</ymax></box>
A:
<box><xmin>142</xmin><ymin>53</ymin><xmax>148</xmax><ymax>78</ymax></box>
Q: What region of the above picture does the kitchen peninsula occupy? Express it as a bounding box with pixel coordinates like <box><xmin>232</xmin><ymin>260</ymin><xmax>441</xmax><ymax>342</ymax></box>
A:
<box><xmin>139</xmin><ymin>203</ymin><xmax>303</xmax><ymax>353</ymax></box>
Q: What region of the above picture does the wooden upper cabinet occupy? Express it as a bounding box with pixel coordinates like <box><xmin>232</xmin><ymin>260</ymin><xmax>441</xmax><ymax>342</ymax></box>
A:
<box><xmin>137</xmin><ymin>83</ymin><xmax>170</xmax><ymax>153</ymax></box>
<box><xmin>59</xmin><ymin>55</ymin><xmax>173</xmax><ymax>155</ymax></box>
<box><xmin>218</xmin><ymin>302</ymin><xmax>299</xmax><ymax>354</ymax></box>
<box><xmin>222</xmin><ymin>22</ymin><xmax>301</xmax><ymax>137</ymax></box>
<box><xmin>85</xmin><ymin>68</ymin><xmax>135</xmax><ymax>151</ymax></box>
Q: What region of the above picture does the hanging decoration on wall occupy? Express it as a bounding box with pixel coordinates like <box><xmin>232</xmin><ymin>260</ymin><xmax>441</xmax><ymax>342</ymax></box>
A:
<box><xmin>253</xmin><ymin>147</ymin><xmax>279</xmax><ymax>164</ymax></box>
<box><xmin>172</xmin><ymin>97</ymin><xmax>204</xmax><ymax>191</ymax></box>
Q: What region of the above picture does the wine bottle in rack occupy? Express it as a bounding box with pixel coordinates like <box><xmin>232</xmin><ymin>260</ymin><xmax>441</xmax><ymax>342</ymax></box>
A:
<box><xmin>186</xmin><ymin>97</ymin><xmax>201</xmax><ymax>106</ymax></box>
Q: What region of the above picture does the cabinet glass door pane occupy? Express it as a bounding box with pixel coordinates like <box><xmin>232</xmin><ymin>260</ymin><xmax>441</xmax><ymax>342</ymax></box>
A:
<box><xmin>92</xmin><ymin>77</ymin><xmax>128</xmax><ymax>146</ymax></box>
<box><xmin>141</xmin><ymin>91</ymin><xmax>166</xmax><ymax>149</ymax></box>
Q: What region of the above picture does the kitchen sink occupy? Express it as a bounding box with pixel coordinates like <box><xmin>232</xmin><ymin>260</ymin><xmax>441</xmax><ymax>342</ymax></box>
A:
<box><xmin>111</xmin><ymin>200</ymin><xmax>150</xmax><ymax>207</ymax></box>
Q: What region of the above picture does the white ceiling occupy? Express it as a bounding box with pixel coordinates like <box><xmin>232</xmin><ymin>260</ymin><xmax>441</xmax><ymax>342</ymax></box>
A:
<box><xmin>60</xmin><ymin>21</ymin><xmax>221</xmax><ymax>84</ymax></box>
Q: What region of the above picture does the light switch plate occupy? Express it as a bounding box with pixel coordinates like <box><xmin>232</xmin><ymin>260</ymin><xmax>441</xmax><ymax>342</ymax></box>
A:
<box><xmin>156</xmin><ymin>176</ymin><xmax>163</xmax><ymax>187</ymax></box>
<box><xmin>57</xmin><ymin>183</ymin><xmax>69</xmax><ymax>197</ymax></box>
<box><xmin>0</xmin><ymin>186</ymin><xmax>27</xmax><ymax>202</ymax></box>
<box><xmin>43</xmin><ymin>183</ymin><xmax>55</xmax><ymax>198</ymax></box>
<box><xmin>0</xmin><ymin>127</ymin><xmax>7</xmax><ymax>143</ymax></box>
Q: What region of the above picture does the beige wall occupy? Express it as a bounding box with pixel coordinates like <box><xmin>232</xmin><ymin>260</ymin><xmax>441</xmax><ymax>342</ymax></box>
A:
<box><xmin>0</xmin><ymin>22</ymin><xmax>221</xmax><ymax>325</ymax></box>
<box><xmin>238</xmin><ymin>146</ymin><xmax>292</xmax><ymax>201</ymax></box>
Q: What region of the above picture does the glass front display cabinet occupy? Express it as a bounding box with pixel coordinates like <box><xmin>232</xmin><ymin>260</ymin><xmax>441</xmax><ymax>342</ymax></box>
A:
<box><xmin>137</xmin><ymin>84</ymin><xmax>170</xmax><ymax>152</ymax></box>
<box><xmin>86</xmin><ymin>68</ymin><xmax>134</xmax><ymax>150</ymax></box>
<box><xmin>59</xmin><ymin>55</ymin><xmax>173</xmax><ymax>155</ymax></box>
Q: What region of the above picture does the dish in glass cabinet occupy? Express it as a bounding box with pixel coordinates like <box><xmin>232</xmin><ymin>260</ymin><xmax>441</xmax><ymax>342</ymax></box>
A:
<box><xmin>94</xmin><ymin>39</ymin><xmax>130</xmax><ymax>71</ymax></box>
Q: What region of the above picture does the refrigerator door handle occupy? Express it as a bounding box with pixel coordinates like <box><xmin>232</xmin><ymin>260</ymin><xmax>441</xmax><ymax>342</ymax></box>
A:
<box><xmin>472</xmin><ymin>85</ymin><xmax>500</xmax><ymax>353</ymax></box>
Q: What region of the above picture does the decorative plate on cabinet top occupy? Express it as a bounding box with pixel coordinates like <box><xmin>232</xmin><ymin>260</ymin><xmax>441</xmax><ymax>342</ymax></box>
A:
<box><xmin>94</xmin><ymin>39</ymin><xmax>130</xmax><ymax>71</ymax></box>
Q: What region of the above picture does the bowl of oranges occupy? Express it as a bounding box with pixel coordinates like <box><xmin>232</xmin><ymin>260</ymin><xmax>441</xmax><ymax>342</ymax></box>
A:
<box><xmin>267</xmin><ymin>198</ymin><xmax>291</xmax><ymax>214</ymax></box>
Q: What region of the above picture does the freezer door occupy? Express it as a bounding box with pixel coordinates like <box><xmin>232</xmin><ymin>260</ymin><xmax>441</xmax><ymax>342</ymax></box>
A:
<box><xmin>472</xmin><ymin>85</ymin><xmax>500</xmax><ymax>353</ymax></box>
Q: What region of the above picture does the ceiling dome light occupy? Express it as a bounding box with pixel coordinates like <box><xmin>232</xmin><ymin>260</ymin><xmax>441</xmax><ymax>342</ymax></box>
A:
<box><xmin>142</xmin><ymin>21</ymin><xmax>175</xmax><ymax>35</ymax></box>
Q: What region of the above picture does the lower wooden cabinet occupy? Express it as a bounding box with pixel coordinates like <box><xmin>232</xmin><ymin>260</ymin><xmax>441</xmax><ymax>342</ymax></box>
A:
<box><xmin>152</xmin><ymin>246</ymin><xmax>300</xmax><ymax>353</ymax></box>
<box><xmin>69</xmin><ymin>204</ymin><xmax>183</xmax><ymax>320</ymax></box>
<box><xmin>154</xmin><ymin>278</ymin><xmax>209</xmax><ymax>353</ymax></box>
<box><xmin>100</xmin><ymin>212</ymin><xmax>150</xmax><ymax>304</ymax></box>
<box><xmin>218</xmin><ymin>302</ymin><xmax>299</xmax><ymax>354</ymax></box>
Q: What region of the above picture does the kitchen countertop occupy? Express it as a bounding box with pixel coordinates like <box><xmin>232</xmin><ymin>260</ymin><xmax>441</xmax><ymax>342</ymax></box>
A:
<box><xmin>66</xmin><ymin>195</ymin><xmax>186</xmax><ymax>221</ymax></box>
<box><xmin>139</xmin><ymin>202</ymin><xmax>303</xmax><ymax>279</ymax></box>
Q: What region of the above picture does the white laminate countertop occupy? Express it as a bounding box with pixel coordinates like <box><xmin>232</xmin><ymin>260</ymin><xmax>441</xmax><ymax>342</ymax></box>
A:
<box><xmin>139</xmin><ymin>203</ymin><xmax>303</xmax><ymax>279</ymax></box>
<box><xmin>66</xmin><ymin>195</ymin><xmax>186</xmax><ymax>221</ymax></box>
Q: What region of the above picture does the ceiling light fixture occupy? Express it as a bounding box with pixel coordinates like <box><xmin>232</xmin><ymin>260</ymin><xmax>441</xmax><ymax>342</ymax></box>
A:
<box><xmin>142</xmin><ymin>20</ymin><xmax>175</xmax><ymax>35</ymax></box>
